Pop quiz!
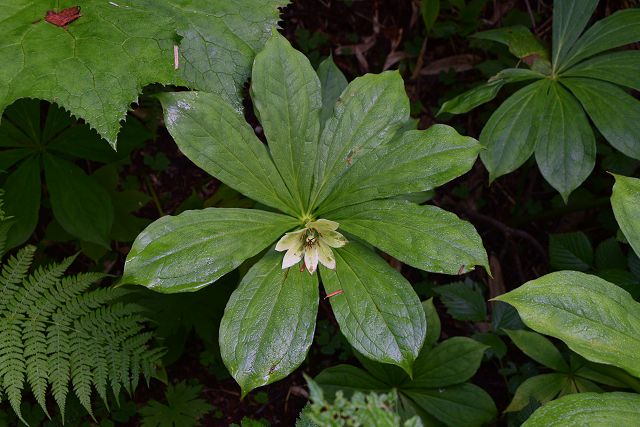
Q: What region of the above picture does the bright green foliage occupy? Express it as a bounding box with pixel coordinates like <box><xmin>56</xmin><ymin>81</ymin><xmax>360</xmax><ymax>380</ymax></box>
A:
<box><xmin>440</xmin><ymin>1</ymin><xmax>640</xmax><ymax>201</ymax></box>
<box><xmin>314</xmin><ymin>304</ymin><xmax>496</xmax><ymax>427</ymax></box>
<box><xmin>122</xmin><ymin>32</ymin><xmax>487</xmax><ymax>395</ymax></box>
<box><xmin>0</xmin><ymin>216</ymin><xmax>161</xmax><ymax>423</ymax></box>
<box><xmin>0</xmin><ymin>0</ymin><xmax>287</xmax><ymax>146</ymax></box>
<box><xmin>139</xmin><ymin>381</ymin><xmax>213</xmax><ymax>427</ymax></box>
<box><xmin>522</xmin><ymin>392</ymin><xmax>640</xmax><ymax>427</ymax></box>
<box><xmin>299</xmin><ymin>376</ymin><xmax>423</xmax><ymax>427</ymax></box>
<box><xmin>611</xmin><ymin>175</ymin><xmax>640</xmax><ymax>258</ymax></box>
<box><xmin>496</xmin><ymin>271</ymin><xmax>640</xmax><ymax>378</ymax></box>
<box><xmin>0</xmin><ymin>99</ymin><xmax>150</xmax><ymax>249</ymax></box>
<box><xmin>503</xmin><ymin>329</ymin><xmax>640</xmax><ymax>412</ymax></box>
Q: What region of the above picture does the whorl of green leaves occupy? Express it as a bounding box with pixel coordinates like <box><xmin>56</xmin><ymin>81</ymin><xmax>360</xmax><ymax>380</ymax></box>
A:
<box><xmin>0</xmin><ymin>211</ymin><xmax>162</xmax><ymax>424</ymax></box>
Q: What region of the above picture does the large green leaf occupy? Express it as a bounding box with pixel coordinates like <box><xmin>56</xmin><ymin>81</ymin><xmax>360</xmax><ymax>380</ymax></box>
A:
<box><xmin>551</xmin><ymin>0</ymin><xmax>598</xmax><ymax>68</ymax></box>
<box><xmin>560</xmin><ymin>8</ymin><xmax>640</xmax><ymax>71</ymax></box>
<box><xmin>522</xmin><ymin>392</ymin><xmax>640</xmax><ymax>427</ymax></box>
<box><xmin>320</xmin><ymin>242</ymin><xmax>425</xmax><ymax>375</ymax></box>
<box><xmin>330</xmin><ymin>199</ymin><xmax>488</xmax><ymax>275</ymax></box>
<box><xmin>563</xmin><ymin>77</ymin><xmax>640</xmax><ymax>160</ymax></box>
<box><xmin>534</xmin><ymin>82</ymin><xmax>595</xmax><ymax>202</ymax></box>
<box><xmin>506</xmin><ymin>373</ymin><xmax>567</xmax><ymax>412</ymax></box>
<box><xmin>562</xmin><ymin>51</ymin><xmax>640</xmax><ymax>91</ymax></box>
<box><xmin>504</xmin><ymin>329</ymin><xmax>569</xmax><ymax>372</ymax></box>
<box><xmin>479</xmin><ymin>80</ymin><xmax>549</xmax><ymax>181</ymax></box>
<box><xmin>0</xmin><ymin>0</ymin><xmax>286</xmax><ymax>145</ymax></box>
<box><xmin>611</xmin><ymin>175</ymin><xmax>640</xmax><ymax>258</ymax></box>
<box><xmin>403</xmin><ymin>384</ymin><xmax>496</xmax><ymax>427</ymax></box>
<box><xmin>251</xmin><ymin>32</ymin><xmax>321</xmax><ymax>212</ymax></box>
<box><xmin>438</xmin><ymin>69</ymin><xmax>544</xmax><ymax>115</ymax></box>
<box><xmin>311</xmin><ymin>71</ymin><xmax>410</xmax><ymax>209</ymax></box>
<box><xmin>219</xmin><ymin>250</ymin><xmax>318</xmax><ymax>397</ymax></box>
<box><xmin>316</xmin><ymin>57</ymin><xmax>348</xmax><ymax>128</ymax></box>
<box><xmin>406</xmin><ymin>338</ymin><xmax>488</xmax><ymax>389</ymax></box>
<box><xmin>3</xmin><ymin>156</ymin><xmax>40</xmax><ymax>249</ymax></box>
<box><xmin>495</xmin><ymin>271</ymin><xmax>640</xmax><ymax>378</ymax></box>
<box><xmin>120</xmin><ymin>208</ymin><xmax>298</xmax><ymax>293</ymax></box>
<box><xmin>157</xmin><ymin>91</ymin><xmax>297</xmax><ymax>216</ymax></box>
<box><xmin>43</xmin><ymin>154</ymin><xmax>112</xmax><ymax>247</ymax></box>
<box><xmin>317</xmin><ymin>125</ymin><xmax>481</xmax><ymax>213</ymax></box>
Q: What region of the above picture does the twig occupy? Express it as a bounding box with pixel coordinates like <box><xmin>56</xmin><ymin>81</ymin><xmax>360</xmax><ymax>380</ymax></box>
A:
<box><xmin>144</xmin><ymin>175</ymin><xmax>164</xmax><ymax>217</ymax></box>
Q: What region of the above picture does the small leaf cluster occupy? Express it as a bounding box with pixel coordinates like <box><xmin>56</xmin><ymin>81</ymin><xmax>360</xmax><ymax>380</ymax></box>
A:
<box><xmin>440</xmin><ymin>0</ymin><xmax>640</xmax><ymax>200</ymax></box>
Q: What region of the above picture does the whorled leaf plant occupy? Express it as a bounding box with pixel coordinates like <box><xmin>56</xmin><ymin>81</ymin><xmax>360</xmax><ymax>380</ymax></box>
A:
<box><xmin>440</xmin><ymin>0</ymin><xmax>640</xmax><ymax>201</ymax></box>
<box><xmin>120</xmin><ymin>31</ymin><xmax>488</xmax><ymax>396</ymax></box>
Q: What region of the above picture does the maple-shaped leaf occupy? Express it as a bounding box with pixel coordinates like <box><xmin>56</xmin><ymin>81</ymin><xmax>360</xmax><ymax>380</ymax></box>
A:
<box><xmin>0</xmin><ymin>0</ymin><xmax>287</xmax><ymax>147</ymax></box>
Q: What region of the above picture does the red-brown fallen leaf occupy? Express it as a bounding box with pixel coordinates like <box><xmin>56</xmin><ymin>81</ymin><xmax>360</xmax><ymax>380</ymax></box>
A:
<box><xmin>45</xmin><ymin>6</ymin><xmax>81</xmax><ymax>28</ymax></box>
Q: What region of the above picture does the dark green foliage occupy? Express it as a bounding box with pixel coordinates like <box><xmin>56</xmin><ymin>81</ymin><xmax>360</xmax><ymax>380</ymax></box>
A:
<box><xmin>139</xmin><ymin>381</ymin><xmax>213</xmax><ymax>427</ymax></box>
<box><xmin>0</xmin><ymin>207</ymin><xmax>162</xmax><ymax>424</ymax></box>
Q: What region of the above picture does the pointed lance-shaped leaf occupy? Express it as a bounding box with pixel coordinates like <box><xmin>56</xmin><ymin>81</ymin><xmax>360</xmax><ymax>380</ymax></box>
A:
<box><xmin>219</xmin><ymin>250</ymin><xmax>319</xmax><ymax>397</ymax></box>
<box><xmin>121</xmin><ymin>208</ymin><xmax>298</xmax><ymax>293</ymax></box>
<box><xmin>534</xmin><ymin>81</ymin><xmax>595</xmax><ymax>202</ymax></box>
<box><xmin>611</xmin><ymin>175</ymin><xmax>640</xmax><ymax>258</ymax></box>
<box><xmin>251</xmin><ymin>31</ymin><xmax>322</xmax><ymax>212</ymax></box>
<box><xmin>320</xmin><ymin>242</ymin><xmax>426</xmax><ymax>376</ymax></box>
<box><xmin>157</xmin><ymin>91</ymin><xmax>298</xmax><ymax>216</ymax></box>
<box><xmin>317</xmin><ymin>125</ymin><xmax>481</xmax><ymax>213</ymax></box>
<box><xmin>328</xmin><ymin>199</ymin><xmax>489</xmax><ymax>275</ymax></box>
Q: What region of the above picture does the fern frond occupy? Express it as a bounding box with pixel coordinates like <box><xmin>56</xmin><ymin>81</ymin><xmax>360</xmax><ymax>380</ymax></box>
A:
<box><xmin>0</xmin><ymin>247</ymin><xmax>162</xmax><ymax>425</ymax></box>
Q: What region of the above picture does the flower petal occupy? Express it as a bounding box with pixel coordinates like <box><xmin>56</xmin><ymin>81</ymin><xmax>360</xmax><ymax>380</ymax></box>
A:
<box><xmin>308</xmin><ymin>218</ymin><xmax>339</xmax><ymax>233</ymax></box>
<box><xmin>275</xmin><ymin>229</ymin><xmax>305</xmax><ymax>252</ymax></box>
<box><xmin>305</xmin><ymin>244</ymin><xmax>319</xmax><ymax>274</ymax></box>
<box><xmin>322</xmin><ymin>230</ymin><xmax>348</xmax><ymax>248</ymax></box>
<box><xmin>282</xmin><ymin>245</ymin><xmax>304</xmax><ymax>268</ymax></box>
<box><xmin>317</xmin><ymin>241</ymin><xmax>336</xmax><ymax>270</ymax></box>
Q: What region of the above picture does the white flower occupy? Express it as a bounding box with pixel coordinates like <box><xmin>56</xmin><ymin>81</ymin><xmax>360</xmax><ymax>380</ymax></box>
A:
<box><xmin>275</xmin><ymin>219</ymin><xmax>348</xmax><ymax>274</ymax></box>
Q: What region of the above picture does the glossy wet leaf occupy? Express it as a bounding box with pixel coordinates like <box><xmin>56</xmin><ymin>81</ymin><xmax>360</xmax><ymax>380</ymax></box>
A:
<box><xmin>534</xmin><ymin>82</ymin><xmax>595</xmax><ymax>202</ymax></box>
<box><xmin>43</xmin><ymin>154</ymin><xmax>113</xmax><ymax>247</ymax></box>
<box><xmin>121</xmin><ymin>208</ymin><xmax>298</xmax><ymax>293</ymax></box>
<box><xmin>0</xmin><ymin>0</ymin><xmax>286</xmax><ymax>145</ymax></box>
<box><xmin>157</xmin><ymin>91</ymin><xmax>297</xmax><ymax>216</ymax></box>
<box><xmin>611</xmin><ymin>175</ymin><xmax>640</xmax><ymax>258</ymax></box>
<box><xmin>251</xmin><ymin>32</ymin><xmax>321</xmax><ymax>211</ymax></box>
<box><xmin>311</xmin><ymin>71</ymin><xmax>410</xmax><ymax>209</ymax></box>
<box><xmin>320</xmin><ymin>242</ymin><xmax>426</xmax><ymax>375</ymax></box>
<box><xmin>220</xmin><ymin>250</ymin><xmax>318</xmax><ymax>396</ymax></box>
<box><xmin>330</xmin><ymin>199</ymin><xmax>488</xmax><ymax>275</ymax></box>
<box><xmin>496</xmin><ymin>271</ymin><xmax>640</xmax><ymax>378</ymax></box>
<box><xmin>563</xmin><ymin>78</ymin><xmax>640</xmax><ymax>160</ymax></box>
<box><xmin>318</xmin><ymin>125</ymin><xmax>481</xmax><ymax>213</ymax></box>
<box><xmin>522</xmin><ymin>392</ymin><xmax>640</xmax><ymax>427</ymax></box>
